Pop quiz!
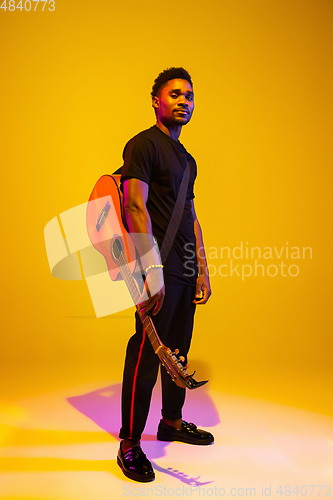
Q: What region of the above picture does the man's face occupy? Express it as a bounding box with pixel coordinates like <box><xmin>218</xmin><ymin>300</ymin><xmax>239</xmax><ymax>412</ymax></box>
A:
<box><xmin>153</xmin><ymin>78</ymin><xmax>194</xmax><ymax>126</ymax></box>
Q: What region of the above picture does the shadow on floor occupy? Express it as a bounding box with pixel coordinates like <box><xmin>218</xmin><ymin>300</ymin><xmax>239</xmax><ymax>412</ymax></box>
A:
<box><xmin>67</xmin><ymin>377</ymin><xmax>220</xmax><ymax>462</ymax></box>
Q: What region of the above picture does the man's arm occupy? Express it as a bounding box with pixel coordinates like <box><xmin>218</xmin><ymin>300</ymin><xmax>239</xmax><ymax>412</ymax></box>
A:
<box><xmin>191</xmin><ymin>200</ymin><xmax>212</xmax><ymax>305</ymax></box>
<box><xmin>123</xmin><ymin>178</ymin><xmax>165</xmax><ymax>315</ymax></box>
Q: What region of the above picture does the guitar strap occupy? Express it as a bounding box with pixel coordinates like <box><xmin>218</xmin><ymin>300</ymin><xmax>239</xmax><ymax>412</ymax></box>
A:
<box><xmin>112</xmin><ymin>159</ymin><xmax>191</xmax><ymax>265</ymax></box>
<box><xmin>159</xmin><ymin>160</ymin><xmax>191</xmax><ymax>264</ymax></box>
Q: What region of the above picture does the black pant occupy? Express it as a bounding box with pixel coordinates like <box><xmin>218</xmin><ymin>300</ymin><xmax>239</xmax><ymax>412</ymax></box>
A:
<box><xmin>119</xmin><ymin>283</ymin><xmax>196</xmax><ymax>441</ymax></box>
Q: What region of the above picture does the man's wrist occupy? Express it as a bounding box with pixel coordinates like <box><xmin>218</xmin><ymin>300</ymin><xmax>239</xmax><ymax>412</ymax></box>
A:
<box><xmin>197</xmin><ymin>261</ymin><xmax>209</xmax><ymax>277</ymax></box>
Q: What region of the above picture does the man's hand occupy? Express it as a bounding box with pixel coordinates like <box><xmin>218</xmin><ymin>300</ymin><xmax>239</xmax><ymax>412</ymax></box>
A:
<box><xmin>193</xmin><ymin>275</ymin><xmax>211</xmax><ymax>305</ymax></box>
<box><xmin>137</xmin><ymin>269</ymin><xmax>165</xmax><ymax>315</ymax></box>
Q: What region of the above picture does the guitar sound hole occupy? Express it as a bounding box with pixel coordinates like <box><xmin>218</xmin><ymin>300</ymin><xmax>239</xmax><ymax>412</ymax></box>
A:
<box><xmin>112</xmin><ymin>238</ymin><xmax>122</xmax><ymax>261</ymax></box>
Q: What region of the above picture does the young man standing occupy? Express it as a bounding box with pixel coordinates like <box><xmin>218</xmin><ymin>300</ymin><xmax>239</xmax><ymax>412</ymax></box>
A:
<box><xmin>117</xmin><ymin>67</ymin><xmax>213</xmax><ymax>482</ymax></box>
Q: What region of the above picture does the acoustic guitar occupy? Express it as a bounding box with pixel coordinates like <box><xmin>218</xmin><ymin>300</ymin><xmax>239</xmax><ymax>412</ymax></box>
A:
<box><xmin>86</xmin><ymin>174</ymin><xmax>207</xmax><ymax>390</ymax></box>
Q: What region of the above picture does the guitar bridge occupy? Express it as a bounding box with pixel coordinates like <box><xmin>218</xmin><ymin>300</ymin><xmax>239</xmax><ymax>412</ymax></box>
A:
<box><xmin>96</xmin><ymin>201</ymin><xmax>111</xmax><ymax>231</ymax></box>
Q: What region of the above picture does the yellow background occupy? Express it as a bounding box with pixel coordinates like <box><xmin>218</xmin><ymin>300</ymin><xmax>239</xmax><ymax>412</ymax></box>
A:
<box><xmin>1</xmin><ymin>0</ymin><xmax>332</xmax><ymax>418</ymax></box>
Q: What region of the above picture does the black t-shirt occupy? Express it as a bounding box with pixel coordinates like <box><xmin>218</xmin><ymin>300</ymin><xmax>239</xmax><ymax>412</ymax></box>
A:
<box><xmin>120</xmin><ymin>125</ymin><xmax>197</xmax><ymax>286</ymax></box>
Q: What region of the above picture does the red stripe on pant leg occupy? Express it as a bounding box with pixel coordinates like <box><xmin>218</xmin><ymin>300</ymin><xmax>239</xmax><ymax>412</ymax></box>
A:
<box><xmin>129</xmin><ymin>327</ymin><xmax>146</xmax><ymax>439</ymax></box>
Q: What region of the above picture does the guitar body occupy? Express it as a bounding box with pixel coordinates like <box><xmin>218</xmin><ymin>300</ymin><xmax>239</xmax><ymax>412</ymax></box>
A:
<box><xmin>86</xmin><ymin>175</ymin><xmax>137</xmax><ymax>281</ymax></box>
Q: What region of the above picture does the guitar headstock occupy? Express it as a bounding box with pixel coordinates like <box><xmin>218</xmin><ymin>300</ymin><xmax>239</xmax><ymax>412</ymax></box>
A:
<box><xmin>155</xmin><ymin>345</ymin><xmax>208</xmax><ymax>390</ymax></box>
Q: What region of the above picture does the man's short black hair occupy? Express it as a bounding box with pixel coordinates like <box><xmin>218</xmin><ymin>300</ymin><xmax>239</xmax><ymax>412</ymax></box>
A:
<box><xmin>151</xmin><ymin>67</ymin><xmax>193</xmax><ymax>98</ymax></box>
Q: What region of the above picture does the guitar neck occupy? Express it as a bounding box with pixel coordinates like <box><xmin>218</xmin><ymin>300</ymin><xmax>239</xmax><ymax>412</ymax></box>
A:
<box><xmin>117</xmin><ymin>252</ymin><xmax>162</xmax><ymax>352</ymax></box>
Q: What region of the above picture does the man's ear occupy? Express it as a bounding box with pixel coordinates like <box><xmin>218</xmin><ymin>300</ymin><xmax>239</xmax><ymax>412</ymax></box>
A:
<box><xmin>152</xmin><ymin>95</ymin><xmax>159</xmax><ymax>110</ymax></box>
